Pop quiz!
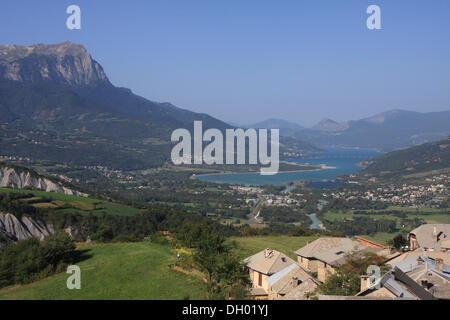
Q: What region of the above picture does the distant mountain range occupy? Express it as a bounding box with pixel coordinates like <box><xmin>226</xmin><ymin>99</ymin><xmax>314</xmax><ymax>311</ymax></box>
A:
<box><xmin>0</xmin><ymin>42</ymin><xmax>318</xmax><ymax>169</ymax></box>
<box><xmin>358</xmin><ymin>136</ymin><xmax>450</xmax><ymax>182</ymax></box>
<box><xmin>293</xmin><ymin>109</ymin><xmax>450</xmax><ymax>151</ymax></box>
<box><xmin>242</xmin><ymin>119</ymin><xmax>304</xmax><ymax>137</ymax></box>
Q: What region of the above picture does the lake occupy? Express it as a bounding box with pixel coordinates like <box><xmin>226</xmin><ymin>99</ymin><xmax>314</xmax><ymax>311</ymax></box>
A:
<box><xmin>196</xmin><ymin>148</ymin><xmax>381</xmax><ymax>186</ymax></box>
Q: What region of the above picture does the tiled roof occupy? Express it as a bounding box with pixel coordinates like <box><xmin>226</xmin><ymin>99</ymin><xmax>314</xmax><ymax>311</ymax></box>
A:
<box><xmin>243</xmin><ymin>249</ymin><xmax>296</xmax><ymax>275</ymax></box>
<box><xmin>265</xmin><ymin>263</ymin><xmax>319</xmax><ymax>300</ymax></box>
<box><xmin>295</xmin><ymin>237</ymin><xmax>381</xmax><ymax>266</ymax></box>
<box><xmin>409</xmin><ymin>224</ymin><xmax>450</xmax><ymax>250</ymax></box>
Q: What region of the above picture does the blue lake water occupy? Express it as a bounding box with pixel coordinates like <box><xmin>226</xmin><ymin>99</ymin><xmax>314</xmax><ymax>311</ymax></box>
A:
<box><xmin>196</xmin><ymin>148</ymin><xmax>381</xmax><ymax>186</ymax></box>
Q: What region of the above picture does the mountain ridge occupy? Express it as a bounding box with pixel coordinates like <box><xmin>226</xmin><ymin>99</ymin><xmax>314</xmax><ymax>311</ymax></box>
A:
<box><xmin>357</xmin><ymin>136</ymin><xmax>450</xmax><ymax>182</ymax></box>
<box><xmin>295</xmin><ymin>109</ymin><xmax>450</xmax><ymax>151</ymax></box>
<box><xmin>0</xmin><ymin>42</ymin><xmax>319</xmax><ymax>169</ymax></box>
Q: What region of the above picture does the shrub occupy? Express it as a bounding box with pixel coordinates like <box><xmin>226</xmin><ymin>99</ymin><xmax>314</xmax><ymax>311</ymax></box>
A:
<box><xmin>0</xmin><ymin>233</ymin><xmax>76</xmax><ymax>288</ymax></box>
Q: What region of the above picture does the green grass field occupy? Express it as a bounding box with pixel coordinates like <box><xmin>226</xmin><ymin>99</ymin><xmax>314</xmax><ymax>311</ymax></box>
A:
<box><xmin>323</xmin><ymin>207</ymin><xmax>450</xmax><ymax>226</ymax></box>
<box><xmin>0</xmin><ymin>242</ymin><xmax>206</xmax><ymax>300</ymax></box>
<box><xmin>0</xmin><ymin>188</ymin><xmax>142</xmax><ymax>216</ymax></box>
<box><xmin>321</xmin><ymin>205</ymin><xmax>450</xmax><ymax>245</ymax></box>
<box><xmin>230</xmin><ymin>236</ymin><xmax>319</xmax><ymax>260</ymax></box>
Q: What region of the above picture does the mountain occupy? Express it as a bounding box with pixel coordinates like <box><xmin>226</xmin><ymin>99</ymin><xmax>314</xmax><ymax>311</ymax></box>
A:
<box><xmin>0</xmin><ymin>162</ymin><xmax>87</xmax><ymax>196</ymax></box>
<box><xmin>311</xmin><ymin>118</ymin><xmax>349</xmax><ymax>132</ymax></box>
<box><xmin>243</xmin><ymin>118</ymin><xmax>304</xmax><ymax>137</ymax></box>
<box><xmin>294</xmin><ymin>110</ymin><xmax>450</xmax><ymax>151</ymax></box>
<box><xmin>358</xmin><ymin>136</ymin><xmax>450</xmax><ymax>182</ymax></box>
<box><xmin>0</xmin><ymin>42</ymin><xmax>108</xmax><ymax>86</ymax></box>
<box><xmin>0</xmin><ymin>42</ymin><xmax>318</xmax><ymax>170</ymax></box>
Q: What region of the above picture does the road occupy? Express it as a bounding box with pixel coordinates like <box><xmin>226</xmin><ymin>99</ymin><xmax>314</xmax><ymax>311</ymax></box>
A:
<box><xmin>247</xmin><ymin>197</ymin><xmax>264</xmax><ymax>224</ymax></box>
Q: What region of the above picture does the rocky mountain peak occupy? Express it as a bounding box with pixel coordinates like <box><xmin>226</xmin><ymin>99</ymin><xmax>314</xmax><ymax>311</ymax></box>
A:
<box><xmin>312</xmin><ymin>118</ymin><xmax>349</xmax><ymax>132</ymax></box>
<box><xmin>0</xmin><ymin>41</ymin><xmax>110</xmax><ymax>87</ymax></box>
<box><xmin>362</xmin><ymin>109</ymin><xmax>415</xmax><ymax>124</ymax></box>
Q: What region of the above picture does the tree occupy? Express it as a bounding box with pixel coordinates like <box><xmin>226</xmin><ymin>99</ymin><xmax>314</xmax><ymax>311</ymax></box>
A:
<box><xmin>193</xmin><ymin>227</ymin><xmax>228</xmax><ymax>282</ymax></box>
<box><xmin>318</xmin><ymin>267</ymin><xmax>360</xmax><ymax>296</ymax></box>
<box><xmin>318</xmin><ymin>252</ymin><xmax>388</xmax><ymax>296</ymax></box>
<box><xmin>214</xmin><ymin>251</ymin><xmax>250</xmax><ymax>300</ymax></box>
<box><xmin>387</xmin><ymin>234</ymin><xmax>407</xmax><ymax>249</ymax></box>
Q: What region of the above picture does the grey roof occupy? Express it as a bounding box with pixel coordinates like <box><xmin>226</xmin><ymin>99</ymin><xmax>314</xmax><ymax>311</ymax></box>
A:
<box><xmin>381</xmin><ymin>273</ymin><xmax>415</xmax><ymax>298</ymax></box>
<box><xmin>318</xmin><ymin>295</ymin><xmax>417</xmax><ymax>300</ymax></box>
<box><xmin>295</xmin><ymin>237</ymin><xmax>382</xmax><ymax>266</ymax></box>
<box><xmin>390</xmin><ymin>256</ymin><xmax>423</xmax><ymax>273</ymax></box>
<box><xmin>392</xmin><ymin>267</ymin><xmax>437</xmax><ymax>300</ymax></box>
<box><xmin>409</xmin><ymin>224</ymin><xmax>450</xmax><ymax>250</ymax></box>
<box><xmin>249</xmin><ymin>287</ymin><xmax>268</xmax><ymax>296</ymax></box>
<box><xmin>368</xmin><ymin>255</ymin><xmax>450</xmax><ymax>300</ymax></box>
<box><xmin>266</xmin><ymin>263</ymin><xmax>297</xmax><ymax>287</ymax></box>
<box><xmin>266</xmin><ymin>263</ymin><xmax>319</xmax><ymax>299</ymax></box>
<box><xmin>243</xmin><ymin>249</ymin><xmax>296</xmax><ymax>275</ymax></box>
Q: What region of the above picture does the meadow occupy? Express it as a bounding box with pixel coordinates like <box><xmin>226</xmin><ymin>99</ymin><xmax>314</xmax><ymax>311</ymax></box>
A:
<box><xmin>0</xmin><ymin>188</ymin><xmax>142</xmax><ymax>216</ymax></box>
<box><xmin>230</xmin><ymin>236</ymin><xmax>319</xmax><ymax>260</ymax></box>
<box><xmin>0</xmin><ymin>242</ymin><xmax>206</xmax><ymax>300</ymax></box>
<box><xmin>321</xmin><ymin>205</ymin><xmax>450</xmax><ymax>244</ymax></box>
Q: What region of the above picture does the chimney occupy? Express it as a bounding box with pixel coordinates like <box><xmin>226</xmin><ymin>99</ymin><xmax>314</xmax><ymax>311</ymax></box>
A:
<box><xmin>360</xmin><ymin>275</ymin><xmax>369</xmax><ymax>292</ymax></box>
<box><xmin>265</xmin><ymin>248</ymin><xmax>272</xmax><ymax>258</ymax></box>
<box><xmin>291</xmin><ymin>276</ymin><xmax>299</xmax><ymax>288</ymax></box>
<box><xmin>435</xmin><ymin>258</ymin><xmax>443</xmax><ymax>271</ymax></box>
<box><xmin>433</xmin><ymin>227</ymin><xmax>438</xmax><ymax>242</ymax></box>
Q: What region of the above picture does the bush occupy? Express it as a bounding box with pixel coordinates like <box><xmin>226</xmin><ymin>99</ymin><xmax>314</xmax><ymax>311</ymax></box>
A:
<box><xmin>0</xmin><ymin>232</ymin><xmax>76</xmax><ymax>288</ymax></box>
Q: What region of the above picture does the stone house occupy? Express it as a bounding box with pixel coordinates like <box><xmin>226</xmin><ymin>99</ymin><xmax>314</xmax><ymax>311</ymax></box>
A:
<box><xmin>295</xmin><ymin>237</ymin><xmax>386</xmax><ymax>282</ymax></box>
<box><xmin>357</xmin><ymin>254</ymin><xmax>450</xmax><ymax>300</ymax></box>
<box><xmin>265</xmin><ymin>263</ymin><xmax>319</xmax><ymax>300</ymax></box>
<box><xmin>408</xmin><ymin>224</ymin><xmax>450</xmax><ymax>251</ymax></box>
<box><xmin>243</xmin><ymin>248</ymin><xmax>317</xmax><ymax>299</ymax></box>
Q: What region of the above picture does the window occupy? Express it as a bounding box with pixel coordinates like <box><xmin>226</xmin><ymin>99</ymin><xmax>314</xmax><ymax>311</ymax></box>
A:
<box><xmin>258</xmin><ymin>273</ymin><xmax>262</xmax><ymax>286</ymax></box>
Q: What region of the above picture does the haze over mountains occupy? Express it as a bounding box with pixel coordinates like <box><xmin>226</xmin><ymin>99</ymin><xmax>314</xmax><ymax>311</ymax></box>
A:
<box><xmin>357</xmin><ymin>136</ymin><xmax>450</xmax><ymax>182</ymax></box>
<box><xmin>0</xmin><ymin>42</ymin><xmax>317</xmax><ymax>170</ymax></box>
<box><xmin>242</xmin><ymin>119</ymin><xmax>304</xmax><ymax>137</ymax></box>
<box><xmin>296</xmin><ymin>109</ymin><xmax>450</xmax><ymax>151</ymax></box>
<box><xmin>244</xmin><ymin>109</ymin><xmax>450</xmax><ymax>152</ymax></box>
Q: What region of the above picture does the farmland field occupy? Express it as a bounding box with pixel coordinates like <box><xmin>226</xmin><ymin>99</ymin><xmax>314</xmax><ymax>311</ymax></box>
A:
<box><xmin>0</xmin><ymin>188</ymin><xmax>142</xmax><ymax>216</ymax></box>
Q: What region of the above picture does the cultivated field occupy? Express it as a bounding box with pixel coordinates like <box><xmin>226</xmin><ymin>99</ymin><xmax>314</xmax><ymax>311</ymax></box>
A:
<box><xmin>0</xmin><ymin>188</ymin><xmax>142</xmax><ymax>216</ymax></box>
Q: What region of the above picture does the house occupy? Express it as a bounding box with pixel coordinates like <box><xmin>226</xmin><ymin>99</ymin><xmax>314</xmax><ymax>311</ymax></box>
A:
<box><xmin>357</xmin><ymin>254</ymin><xmax>450</xmax><ymax>300</ymax></box>
<box><xmin>243</xmin><ymin>248</ymin><xmax>318</xmax><ymax>299</ymax></box>
<box><xmin>387</xmin><ymin>248</ymin><xmax>450</xmax><ymax>266</ymax></box>
<box><xmin>243</xmin><ymin>248</ymin><xmax>296</xmax><ymax>298</ymax></box>
<box><xmin>408</xmin><ymin>224</ymin><xmax>450</xmax><ymax>251</ymax></box>
<box><xmin>294</xmin><ymin>237</ymin><xmax>385</xmax><ymax>282</ymax></box>
<box><xmin>265</xmin><ymin>263</ymin><xmax>319</xmax><ymax>300</ymax></box>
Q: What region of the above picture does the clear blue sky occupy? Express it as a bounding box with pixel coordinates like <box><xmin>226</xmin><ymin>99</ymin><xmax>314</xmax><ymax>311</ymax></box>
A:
<box><xmin>1</xmin><ymin>0</ymin><xmax>449</xmax><ymax>126</ymax></box>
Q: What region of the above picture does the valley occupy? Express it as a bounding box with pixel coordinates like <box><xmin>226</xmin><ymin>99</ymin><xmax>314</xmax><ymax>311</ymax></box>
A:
<box><xmin>0</xmin><ymin>41</ymin><xmax>448</xmax><ymax>302</ymax></box>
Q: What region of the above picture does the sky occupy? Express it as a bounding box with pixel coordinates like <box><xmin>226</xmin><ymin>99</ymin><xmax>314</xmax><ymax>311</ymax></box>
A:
<box><xmin>1</xmin><ymin>0</ymin><xmax>450</xmax><ymax>127</ymax></box>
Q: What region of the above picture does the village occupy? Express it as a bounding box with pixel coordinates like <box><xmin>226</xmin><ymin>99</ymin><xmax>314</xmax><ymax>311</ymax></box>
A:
<box><xmin>232</xmin><ymin>176</ymin><xmax>449</xmax><ymax>210</ymax></box>
<box><xmin>242</xmin><ymin>223</ymin><xmax>450</xmax><ymax>300</ymax></box>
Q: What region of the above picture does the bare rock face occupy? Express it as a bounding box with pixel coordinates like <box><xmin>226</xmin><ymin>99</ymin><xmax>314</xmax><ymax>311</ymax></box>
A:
<box><xmin>0</xmin><ymin>212</ymin><xmax>52</xmax><ymax>241</ymax></box>
<box><xmin>0</xmin><ymin>41</ymin><xmax>110</xmax><ymax>87</ymax></box>
<box><xmin>64</xmin><ymin>226</ymin><xmax>79</xmax><ymax>239</ymax></box>
<box><xmin>0</xmin><ymin>164</ymin><xmax>88</xmax><ymax>197</ymax></box>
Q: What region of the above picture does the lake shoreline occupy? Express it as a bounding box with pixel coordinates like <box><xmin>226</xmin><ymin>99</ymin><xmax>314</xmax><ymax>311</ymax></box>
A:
<box><xmin>192</xmin><ymin>163</ymin><xmax>335</xmax><ymax>179</ymax></box>
<box><xmin>194</xmin><ymin>148</ymin><xmax>382</xmax><ymax>186</ymax></box>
